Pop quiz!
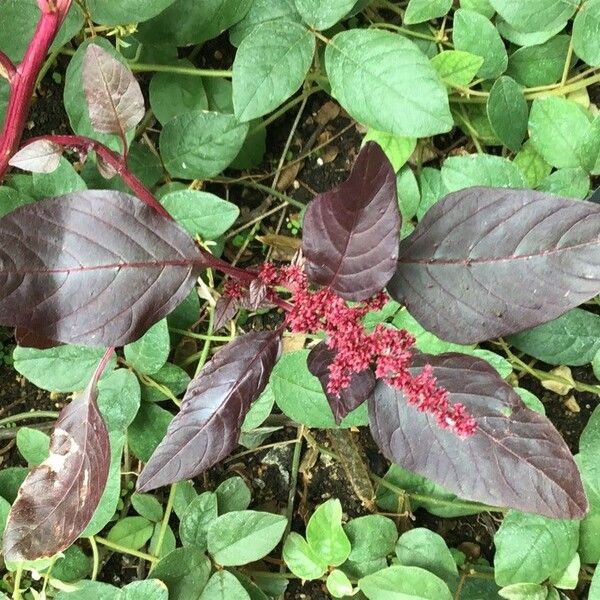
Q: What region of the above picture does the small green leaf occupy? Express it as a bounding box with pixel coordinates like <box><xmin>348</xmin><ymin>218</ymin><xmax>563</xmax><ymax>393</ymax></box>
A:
<box><xmin>0</xmin><ymin>186</ymin><xmax>33</xmax><ymax>217</ymax></box>
<box><xmin>122</xmin><ymin>579</ymin><xmax>169</xmax><ymax>600</ymax></box>
<box><xmin>326</xmin><ymin>569</ymin><xmax>354</xmax><ymax>598</ymax></box>
<box><xmin>215</xmin><ymin>477</ymin><xmax>252</xmax><ymax>514</ymax></box>
<box><xmin>498</xmin><ymin>583</ymin><xmax>548</xmax><ymax>600</ymax></box>
<box><xmin>573</xmin><ymin>0</ymin><xmax>600</xmax><ymax>66</ymax></box>
<box><xmin>160</xmin><ymin>110</ymin><xmax>249</xmax><ymax>179</ymax></box>
<box><xmin>486</xmin><ymin>76</ymin><xmax>528</xmax><ymax>152</ymax></box>
<box><xmin>0</xmin><ymin>467</ymin><xmax>28</xmax><ymax>503</ymax></box>
<box><xmin>242</xmin><ymin>385</ymin><xmax>275</xmax><ymax>431</ymax></box>
<box><xmin>494</xmin><ymin>510</ymin><xmax>579</xmax><ymax>586</ymax></box>
<box><xmin>179</xmin><ymin>491</ymin><xmax>218</xmax><ymax>551</ymax></box>
<box><xmin>514</xmin><ymin>388</ymin><xmax>545</xmax><ymax>415</ymax></box>
<box><xmin>283</xmin><ymin>532</ymin><xmax>328</xmax><ymax>580</ymax></box>
<box><xmin>363</xmin><ymin>130</ymin><xmax>416</xmax><ymax>172</ymax></box>
<box><xmin>467</xmin><ymin>349</ymin><xmax>512</xmax><ymax>379</ymax></box>
<box><xmin>537</xmin><ymin>168</ymin><xmax>590</xmax><ymax>199</ymax></box>
<box><xmin>359</xmin><ymin>565</ymin><xmax>453</xmax><ymax>599</ymax></box>
<box><xmin>128</xmin><ymin>403</ymin><xmax>173</xmax><ymax>462</ymax></box>
<box><xmin>16</xmin><ymin>428</ymin><xmax>50</xmax><ymax>466</ymax></box>
<box><xmin>149</xmin><ymin>522</ymin><xmax>177</xmax><ymax>559</ymax></box>
<box><xmin>200</xmin><ymin>570</ymin><xmax>250</xmax><ymax>600</ymax></box>
<box><xmin>160</xmin><ymin>190</ymin><xmax>240</xmax><ymax>239</ymax></box>
<box><xmin>294</xmin><ymin>0</ymin><xmax>356</xmax><ymax>29</ymax></box>
<box><xmin>207</xmin><ymin>510</ymin><xmax>287</xmax><ymax>566</ymax></box>
<box><xmin>549</xmin><ymin>552</ymin><xmax>580</xmax><ymax>590</ymax></box>
<box><xmin>50</xmin><ymin>545</ymin><xmax>92</xmax><ymax>583</ymax></box>
<box><xmin>416</xmin><ymin>167</ymin><xmax>447</xmax><ymax>220</ymax></box>
<box><xmin>514</xmin><ymin>140</ymin><xmax>552</xmax><ymax>187</ymax></box>
<box><xmin>404</xmin><ymin>0</ymin><xmax>452</xmax><ymax>24</ymax></box>
<box><xmin>489</xmin><ymin>0</ymin><xmax>577</xmax><ymax>33</ymax></box>
<box><xmin>150</xmin><ymin>547</ymin><xmax>211</xmax><ymax>600</ymax></box>
<box><xmin>306</xmin><ymin>499</ymin><xmax>351</xmax><ymax>567</ymax></box>
<box><xmin>124</xmin><ymin>319</ymin><xmax>170</xmax><ymax>375</ymax></box>
<box><xmin>396</xmin><ymin>166</ymin><xmax>421</xmax><ymax>221</ymax></box>
<box><xmin>459</xmin><ymin>0</ymin><xmax>495</xmax><ymax>18</ymax></box>
<box><xmin>0</xmin><ymin>496</ymin><xmax>10</xmax><ymax>540</ymax></box>
<box><xmin>453</xmin><ymin>9</ymin><xmax>507</xmax><ymax>79</ymax></box>
<box><xmin>230</xmin><ymin>0</ymin><xmax>302</xmax><ymax>46</ymax></box>
<box><xmin>529</xmin><ymin>97</ymin><xmax>592</xmax><ymax>169</ymax></box>
<box><xmin>591</xmin><ymin>562</ymin><xmax>600</xmax><ymax>598</ymax></box>
<box><xmin>98</xmin><ymin>368</ymin><xmax>141</xmax><ymax>431</ymax></box>
<box><xmin>233</xmin><ymin>20</ymin><xmax>315</xmax><ymax>121</ymax></box>
<box><xmin>141</xmin><ymin>363</ymin><xmax>191</xmax><ymax>403</ymax></box>
<box><xmin>441</xmin><ymin>154</ymin><xmax>526</xmax><ymax>192</ymax></box>
<box><xmin>107</xmin><ymin>516</ymin><xmax>154</xmax><ymax>551</ymax></box>
<box><xmin>86</xmin><ymin>0</ymin><xmax>177</xmax><ymax>25</ymax></box>
<box><xmin>430</xmin><ymin>50</ymin><xmax>484</xmax><ymax>87</ymax></box>
<box><xmin>325</xmin><ymin>29</ymin><xmax>453</xmax><ymax>137</ymax></box>
<box><xmin>131</xmin><ymin>493</ymin><xmax>164</xmax><ymax>522</ymax></box>
<box><xmin>395</xmin><ymin>528</ymin><xmax>458</xmax><ymax>585</ymax></box>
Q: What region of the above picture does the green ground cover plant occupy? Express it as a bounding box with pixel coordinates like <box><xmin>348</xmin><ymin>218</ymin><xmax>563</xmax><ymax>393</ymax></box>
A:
<box><xmin>0</xmin><ymin>0</ymin><xmax>600</xmax><ymax>598</ymax></box>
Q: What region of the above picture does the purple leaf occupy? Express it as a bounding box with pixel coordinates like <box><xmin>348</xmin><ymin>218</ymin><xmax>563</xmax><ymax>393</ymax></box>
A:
<box><xmin>245</xmin><ymin>278</ymin><xmax>268</xmax><ymax>310</ymax></box>
<box><xmin>0</xmin><ymin>190</ymin><xmax>204</xmax><ymax>346</ymax></box>
<box><xmin>388</xmin><ymin>187</ymin><xmax>600</xmax><ymax>343</ymax></box>
<box><xmin>302</xmin><ymin>142</ymin><xmax>400</xmax><ymax>301</ymax></box>
<box><xmin>137</xmin><ymin>330</ymin><xmax>282</xmax><ymax>491</ymax></box>
<box><xmin>213</xmin><ymin>295</ymin><xmax>239</xmax><ymax>332</ymax></box>
<box><xmin>3</xmin><ymin>381</ymin><xmax>110</xmax><ymax>561</ymax></box>
<box><xmin>307</xmin><ymin>341</ymin><xmax>375</xmax><ymax>424</ymax></box>
<box><xmin>83</xmin><ymin>44</ymin><xmax>145</xmax><ymax>137</ymax></box>
<box><xmin>15</xmin><ymin>327</ymin><xmax>61</xmax><ymax>350</ymax></box>
<box><xmin>9</xmin><ymin>140</ymin><xmax>63</xmax><ymax>173</ymax></box>
<box><xmin>368</xmin><ymin>353</ymin><xmax>588</xmax><ymax>518</ymax></box>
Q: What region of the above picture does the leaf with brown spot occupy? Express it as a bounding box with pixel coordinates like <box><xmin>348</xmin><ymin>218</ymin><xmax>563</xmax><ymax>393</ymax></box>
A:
<box><xmin>9</xmin><ymin>140</ymin><xmax>63</xmax><ymax>173</ymax></box>
<box><xmin>3</xmin><ymin>380</ymin><xmax>110</xmax><ymax>561</ymax></box>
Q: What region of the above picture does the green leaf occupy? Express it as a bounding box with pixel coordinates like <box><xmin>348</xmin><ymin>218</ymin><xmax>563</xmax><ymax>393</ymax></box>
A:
<box><xmin>180</xmin><ymin>491</ymin><xmax>218</xmax><ymax>551</ymax></box>
<box><xmin>232</xmin><ymin>20</ymin><xmax>314</xmax><ymax>122</ymax></box>
<box><xmin>489</xmin><ymin>0</ymin><xmax>577</xmax><ymax>33</ymax></box>
<box><xmin>306</xmin><ymin>499</ymin><xmax>351</xmax><ymax>567</ymax></box>
<box><xmin>149</xmin><ymin>522</ymin><xmax>177</xmax><ymax>559</ymax></box>
<box><xmin>573</xmin><ymin>0</ymin><xmax>600</xmax><ymax>66</ymax></box>
<box><xmin>486</xmin><ymin>76</ymin><xmax>528</xmax><ymax>152</ymax></box>
<box><xmin>86</xmin><ymin>0</ymin><xmax>177</xmax><ymax>25</ymax></box>
<box><xmin>29</xmin><ymin>158</ymin><xmax>87</xmax><ymax>198</ymax></box>
<box><xmin>363</xmin><ymin>130</ymin><xmax>416</xmax><ymax>172</ymax></box>
<box><xmin>122</xmin><ymin>580</ymin><xmax>169</xmax><ymax>600</ymax></box>
<box><xmin>507</xmin><ymin>36</ymin><xmax>571</xmax><ymax>88</ymax></box>
<box><xmin>508</xmin><ymin>308</ymin><xmax>600</xmax><ymax>366</ymax></box>
<box><xmin>50</xmin><ymin>545</ymin><xmax>92</xmax><ymax>583</ymax></box>
<box><xmin>325</xmin><ymin>29</ymin><xmax>452</xmax><ymax>137</ymax></box>
<box><xmin>124</xmin><ymin>319</ymin><xmax>170</xmax><ymax>375</ymax></box>
<box><xmin>537</xmin><ymin>167</ymin><xmax>590</xmax><ymax>199</ymax></box>
<box><xmin>0</xmin><ymin>186</ymin><xmax>32</xmax><ymax>217</ymax></box>
<box><xmin>359</xmin><ymin>565</ymin><xmax>453</xmax><ymax>599</ymax></box>
<box><xmin>459</xmin><ymin>0</ymin><xmax>495</xmax><ymax>18</ymax></box>
<box><xmin>577</xmin><ymin>114</ymin><xmax>600</xmax><ymax>174</ymax></box>
<box><xmin>128</xmin><ymin>403</ymin><xmax>173</xmax><ymax>462</ymax></box>
<box><xmin>271</xmin><ymin>350</ymin><xmax>369</xmax><ymax>427</ymax></box>
<box><xmin>404</xmin><ymin>0</ymin><xmax>452</xmax><ymax>24</ymax></box>
<box><xmin>215</xmin><ymin>477</ymin><xmax>252</xmax><ymax>514</ymax></box>
<box><xmin>242</xmin><ymin>385</ymin><xmax>275</xmax><ymax>431</ymax></box>
<box><xmin>430</xmin><ymin>50</ymin><xmax>484</xmax><ymax>87</ymax></box>
<box><xmin>326</xmin><ymin>569</ymin><xmax>354</xmax><ymax>598</ymax></box>
<box><xmin>591</xmin><ymin>565</ymin><xmax>600</xmax><ymax>598</ymax></box>
<box><xmin>467</xmin><ymin>349</ymin><xmax>512</xmax><ymax>379</ymax></box>
<box><xmin>498</xmin><ymin>583</ymin><xmax>548</xmax><ymax>600</ymax></box>
<box><xmin>13</xmin><ymin>344</ymin><xmax>115</xmax><ymax>392</ymax></box>
<box><xmin>200</xmin><ymin>571</ymin><xmax>250</xmax><ymax>600</ymax></box>
<box><xmin>0</xmin><ymin>467</ymin><xmax>27</xmax><ymax>503</ymax></box>
<box><xmin>294</xmin><ymin>0</ymin><xmax>356</xmax><ymax>29</ymax></box>
<box><xmin>161</xmin><ymin>110</ymin><xmax>249</xmax><ymax>179</ymax></box>
<box><xmin>0</xmin><ymin>0</ymin><xmax>83</xmax><ymax>62</ymax></box>
<box><xmin>283</xmin><ymin>532</ymin><xmax>328</xmax><ymax>580</ymax></box>
<box><xmin>150</xmin><ymin>547</ymin><xmax>211</xmax><ymax>600</ymax></box>
<box><xmin>497</xmin><ymin>17</ymin><xmax>565</xmax><ymax>48</ymax></box>
<box><xmin>16</xmin><ymin>427</ymin><xmax>50</xmax><ymax>466</ymax></box>
<box><xmin>342</xmin><ymin>515</ymin><xmax>398</xmax><ymax>578</ymax></box>
<box><xmin>453</xmin><ymin>9</ymin><xmax>507</xmax><ymax>79</ymax></box>
<box><xmin>529</xmin><ymin>98</ymin><xmax>592</xmax><ymax>169</ymax></box>
<box><xmin>107</xmin><ymin>516</ymin><xmax>154</xmax><ymax>551</ymax></box>
<box><xmin>98</xmin><ymin>368</ymin><xmax>141</xmax><ymax>431</ymax></box>
<box><xmin>207</xmin><ymin>510</ymin><xmax>287</xmax><ymax>566</ymax></box>
<box><xmin>514</xmin><ymin>140</ymin><xmax>552</xmax><ymax>188</ymax></box>
<box><xmin>160</xmin><ymin>190</ymin><xmax>240</xmax><ymax>239</ymax></box>
<box><xmin>55</xmin><ymin>581</ymin><xmax>120</xmax><ymax>599</ymax></box>
<box><xmin>149</xmin><ymin>66</ymin><xmax>208</xmax><ymax>125</ymax></box>
<box><xmin>416</xmin><ymin>168</ymin><xmax>447</xmax><ymax>220</ymax></box>
<box><xmin>494</xmin><ymin>510</ymin><xmax>579</xmax><ymax>586</ymax></box>
<box><xmin>0</xmin><ymin>495</ymin><xmax>10</xmax><ymax>541</ymax></box>
<box><xmin>515</xmin><ymin>388</ymin><xmax>545</xmax><ymax>415</ymax></box>
<box><xmin>131</xmin><ymin>493</ymin><xmax>164</xmax><ymax>522</ymax></box>
<box><xmin>594</xmin><ymin>349</ymin><xmax>600</xmax><ymax>381</ymax></box>
<box><xmin>137</xmin><ymin>0</ymin><xmax>253</xmax><ymax>46</ymax></box>
<box><xmin>549</xmin><ymin>552</ymin><xmax>580</xmax><ymax>589</ymax></box>
<box><xmin>141</xmin><ymin>362</ymin><xmax>191</xmax><ymax>403</ymax></box>
<box><xmin>441</xmin><ymin>154</ymin><xmax>526</xmax><ymax>192</ymax></box>
<box><xmin>173</xmin><ymin>480</ymin><xmax>198</xmax><ymax>519</ymax></box>
<box><xmin>395</xmin><ymin>528</ymin><xmax>458</xmax><ymax>585</ymax></box>
<box><xmin>230</xmin><ymin>0</ymin><xmax>302</xmax><ymax>46</ymax></box>
<box><xmin>396</xmin><ymin>166</ymin><xmax>421</xmax><ymax>221</ymax></box>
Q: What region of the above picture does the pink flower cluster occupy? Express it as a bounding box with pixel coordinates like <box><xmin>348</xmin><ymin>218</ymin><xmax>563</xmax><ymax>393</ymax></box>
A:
<box><xmin>257</xmin><ymin>263</ymin><xmax>477</xmax><ymax>437</ymax></box>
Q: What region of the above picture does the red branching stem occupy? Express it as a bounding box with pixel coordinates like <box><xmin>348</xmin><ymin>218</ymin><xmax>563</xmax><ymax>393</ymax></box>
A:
<box><xmin>91</xmin><ymin>347</ymin><xmax>115</xmax><ymax>388</ymax></box>
<box><xmin>0</xmin><ymin>52</ymin><xmax>16</xmax><ymax>82</ymax></box>
<box><xmin>0</xmin><ymin>0</ymin><xmax>74</xmax><ymax>180</ymax></box>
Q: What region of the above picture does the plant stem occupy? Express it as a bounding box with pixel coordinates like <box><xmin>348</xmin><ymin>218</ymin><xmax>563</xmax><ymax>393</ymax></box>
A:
<box><xmin>195</xmin><ymin>307</ymin><xmax>215</xmax><ymax>377</ymax></box>
<box><xmin>88</xmin><ymin>536</ymin><xmax>100</xmax><ymax>580</ymax></box>
<box><xmin>0</xmin><ymin>410</ymin><xmax>59</xmax><ymax>426</ymax></box>
<box><xmin>94</xmin><ymin>536</ymin><xmax>158</xmax><ymax>564</ymax></box>
<box><xmin>153</xmin><ymin>483</ymin><xmax>177</xmax><ymax>560</ymax></box>
<box><xmin>12</xmin><ymin>564</ymin><xmax>23</xmax><ymax>600</ymax></box>
<box><xmin>168</xmin><ymin>327</ymin><xmax>232</xmax><ymax>342</ymax></box>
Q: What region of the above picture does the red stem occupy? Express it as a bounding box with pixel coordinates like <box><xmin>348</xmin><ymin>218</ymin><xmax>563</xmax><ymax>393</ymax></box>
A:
<box><xmin>0</xmin><ymin>0</ymin><xmax>73</xmax><ymax>181</ymax></box>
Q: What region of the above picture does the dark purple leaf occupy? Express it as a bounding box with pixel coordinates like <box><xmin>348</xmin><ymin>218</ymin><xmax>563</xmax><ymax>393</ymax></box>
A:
<box><xmin>0</xmin><ymin>190</ymin><xmax>204</xmax><ymax>346</ymax></box>
<box><xmin>388</xmin><ymin>187</ymin><xmax>600</xmax><ymax>344</ymax></box>
<box><xmin>3</xmin><ymin>380</ymin><xmax>110</xmax><ymax>561</ymax></box>
<box><xmin>307</xmin><ymin>341</ymin><xmax>375</xmax><ymax>424</ymax></box>
<box><xmin>137</xmin><ymin>330</ymin><xmax>282</xmax><ymax>491</ymax></box>
<box><xmin>368</xmin><ymin>353</ymin><xmax>588</xmax><ymax>518</ymax></box>
<box><xmin>8</xmin><ymin>140</ymin><xmax>62</xmax><ymax>173</ymax></box>
<box><xmin>245</xmin><ymin>278</ymin><xmax>268</xmax><ymax>310</ymax></box>
<box><xmin>83</xmin><ymin>44</ymin><xmax>145</xmax><ymax>137</ymax></box>
<box><xmin>213</xmin><ymin>295</ymin><xmax>239</xmax><ymax>332</ymax></box>
<box><xmin>302</xmin><ymin>142</ymin><xmax>400</xmax><ymax>301</ymax></box>
<box><xmin>15</xmin><ymin>327</ymin><xmax>61</xmax><ymax>350</ymax></box>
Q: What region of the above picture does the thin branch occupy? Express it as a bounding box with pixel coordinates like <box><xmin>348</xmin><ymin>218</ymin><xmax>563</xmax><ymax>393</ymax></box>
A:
<box><xmin>0</xmin><ymin>51</ymin><xmax>16</xmax><ymax>82</ymax></box>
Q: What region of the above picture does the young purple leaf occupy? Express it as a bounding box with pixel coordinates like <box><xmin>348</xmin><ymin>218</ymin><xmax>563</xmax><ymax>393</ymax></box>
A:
<box><xmin>3</xmin><ymin>378</ymin><xmax>110</xmax><ymax>561</ymax></box>
<box><xmin>8</xmin><ymin>139</ymin><xmax>62</xmax><ymax>173</ymax></box>
<box><xmin>82</xmin><ymin>44</ymin><xmax>145</xmax><ymax>138</ymax></box>
<box><xmin>369</xmin><ymin>353</ymin><xmax>588</xmax><ymax>518</ymax></box>
<box><xmin>0</xmin><ymin>190</ymin><xmax>205</xmax><ymax>346</ymax></box>
<box><xmin>388</xmin><ymin>187</ymin><xmax>600</xmax><ymax>344</ymax></box>
<box><xmin>302</xmin><ymin>142</ymin><xmax>400</xmax><ymax>301</ymax></box>
<box><xmin>137</xmin><ymin>330</ymin><xmax>282</xmax><ymax>491</ymax></box>
<box><xmin>307</xmin><ymin>341</ymin><xmax>375</xmax><ymax>424</ymax></box>
<box><xmin>213</xmin><ymin>295</ymin><xmax>239</xmax><ymax>332</ymax></box>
